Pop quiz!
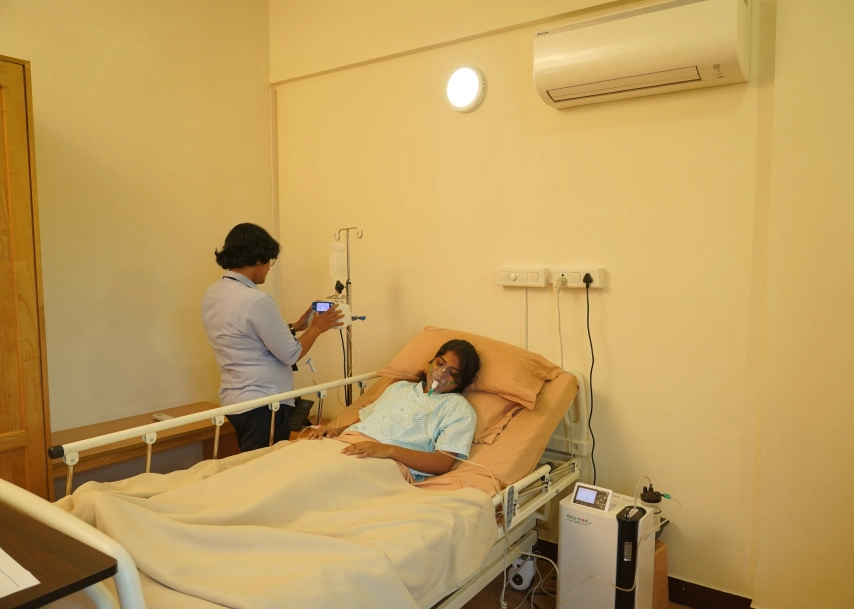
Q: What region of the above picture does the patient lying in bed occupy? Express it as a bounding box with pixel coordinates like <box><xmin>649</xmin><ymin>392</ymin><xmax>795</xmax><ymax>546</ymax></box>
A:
<box><xmin>52</xmin><ymin>331</ymin><xmax>582</xmax><ymax>608</ymax></box>
<box><xmin>305</xmin><ymin>339</ymin><xmax>480</xmax><ymax>482</ymax></box>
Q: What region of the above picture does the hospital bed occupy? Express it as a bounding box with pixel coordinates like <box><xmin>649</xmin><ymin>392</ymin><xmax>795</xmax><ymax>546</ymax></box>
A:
<box><xmin>0</xmin><ymin>329</ymin><xmax>589</xmax><ymax>609</ymax></box>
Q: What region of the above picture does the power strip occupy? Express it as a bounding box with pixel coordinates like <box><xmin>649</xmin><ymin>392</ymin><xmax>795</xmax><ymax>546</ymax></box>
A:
<box><xmin>553</xmin><ymin>267</ymin><xmax>605</xmax><ymax>288</ymax></box>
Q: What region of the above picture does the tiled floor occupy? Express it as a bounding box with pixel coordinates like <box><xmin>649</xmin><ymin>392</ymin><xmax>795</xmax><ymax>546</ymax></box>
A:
<box><xmin>462</xmin><ymin>568</ymin><xmax>689</xmax><ymax>608</ymax></box>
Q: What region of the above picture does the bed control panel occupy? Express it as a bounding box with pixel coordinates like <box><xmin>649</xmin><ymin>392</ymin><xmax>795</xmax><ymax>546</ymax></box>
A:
<box><xmin>571</xmin><ymin>483</ymin><xmax>612</xmax><ymax>512</ymax></box>
<box><xmin>504</xmin><ymin>486</ymin><xmax>517</xmax><ymax>529</ymax></box>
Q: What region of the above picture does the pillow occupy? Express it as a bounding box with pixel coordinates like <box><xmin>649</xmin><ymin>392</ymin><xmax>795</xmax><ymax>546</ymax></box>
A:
<box><xmin>466</xmin><ymin>392</ymin><xmax>524</xmax><ymax>445</ymax></box>
<box><xmin>377</xmin><ymin>326</ymin><xmax>562</xmax><ymax>409</ymax></box>
<box><xmin>415</xmin><ymin>373</ymin><xmax>579</xmax><ymax>495</ymax></box>
<box><xmin>326</xmin><ymin>378</ymin><xmax>523</xmax><ymax>445</ymax></box>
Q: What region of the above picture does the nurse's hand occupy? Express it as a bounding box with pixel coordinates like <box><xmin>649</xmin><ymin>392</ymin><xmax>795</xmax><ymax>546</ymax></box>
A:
<box><xmin>342</xmin><ymin>441</ymin><xmax>395</xmax><ymax>459</ymax></box>
<box><xmin>291</xmin><ymin>306</ymin><xmax>313</xmax><ymax>332</ymax></box>
<box><xmin>312</xmin><ymin>304</ymin><xmax>345</xmax><ymax>333</ymax></box>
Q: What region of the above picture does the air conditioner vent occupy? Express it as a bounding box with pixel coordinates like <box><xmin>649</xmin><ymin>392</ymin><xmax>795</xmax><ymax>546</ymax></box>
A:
<box><xmin>548</xmin><ymin>67</ymin><xmax>701</xmax><ymax>102</ymax></box>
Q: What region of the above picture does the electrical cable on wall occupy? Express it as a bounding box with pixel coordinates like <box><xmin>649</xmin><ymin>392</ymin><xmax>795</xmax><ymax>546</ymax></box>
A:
<box><xmin>583</xmin><ymin>273</ymin><xmax>596</xmax><ymax>485</ymax></box>
<box><xmin>556</xmin><ymin>283</ymin><xmax>564</xmax><ymax>369</ymax></box>
<box><xmin>524</xmin><ymin>287</ymin><xmax>529</xmax><ymax>350</ymax></box>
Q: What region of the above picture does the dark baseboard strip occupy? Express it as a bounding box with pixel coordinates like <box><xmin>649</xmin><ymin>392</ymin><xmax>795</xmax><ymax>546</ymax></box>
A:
<box><xmin>669</xmin><ymin>577</ymin><xmax>752</xmax><ymax>609</ymax></box>
<box><xmin>535</xmin><ymin>540</ymin><xmax>558</xmax><ymax>563</ymax></box>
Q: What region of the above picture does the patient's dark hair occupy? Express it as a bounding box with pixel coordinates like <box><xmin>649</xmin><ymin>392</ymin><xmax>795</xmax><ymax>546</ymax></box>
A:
<box><xmin>416</xmin><ymin>339</ymin><xmax>480</xmax><ymax>393</ymax></box>
<box><xmin>214</xmin><ymin>223</ymin><xmax>280</xmax><ymax>270</ymax></box>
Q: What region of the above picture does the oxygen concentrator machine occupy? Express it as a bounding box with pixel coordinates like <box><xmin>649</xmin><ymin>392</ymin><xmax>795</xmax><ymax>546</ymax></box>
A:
<box><xmin>558</xmin><ymin>483</ymin><xmax>655</xmax><ymax>609</ymax></box>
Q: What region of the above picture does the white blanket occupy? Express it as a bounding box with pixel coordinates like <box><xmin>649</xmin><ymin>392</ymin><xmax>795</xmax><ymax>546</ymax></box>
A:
<box><xmin>57</xmin><ymin>439</ymin><xmax>498</xmax><ymax>609</ymax></box>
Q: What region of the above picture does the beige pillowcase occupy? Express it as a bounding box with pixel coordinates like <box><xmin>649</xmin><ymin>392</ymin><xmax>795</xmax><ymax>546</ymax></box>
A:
<box><xmin>377</xmin><ymin>326</ymin><xmax>563</xmax><ymax>409</ymax></box>
<box><xmin>466</xmin><ymin>392</ymin><xmax>524</xmax><ymax>445</ymax></box>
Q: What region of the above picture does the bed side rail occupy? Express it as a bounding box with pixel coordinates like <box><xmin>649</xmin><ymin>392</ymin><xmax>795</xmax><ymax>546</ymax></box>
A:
<box><xmin>495</xmin><ymin>459</ymin><xmax>580</xmax><ymax>538</ymax></box>
<box><xmin>543</xmin><ymin>367</ymin><xmax>590</xmax><ymax>458</ymax></box>
<box><xmin>48</xmin><ymin>373</ymin><xmax>379</xmax><ymax>495</ymax></box>
<box><xmin>0</xmin><ymin>477</ymin><xmax>146</xmax><ymax>608</ymax></box>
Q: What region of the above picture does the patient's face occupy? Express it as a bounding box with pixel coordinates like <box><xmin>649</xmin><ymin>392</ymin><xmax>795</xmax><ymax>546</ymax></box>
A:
<box><xmin>428</xmin><ymin>351</ymin><xmax>462</xmax><ymax>393</ymax></box>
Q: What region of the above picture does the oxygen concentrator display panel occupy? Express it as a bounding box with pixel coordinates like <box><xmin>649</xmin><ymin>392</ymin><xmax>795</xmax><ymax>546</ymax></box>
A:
<box><xmin>572</xmin><ymin>483</ymin><xmax>612</xmax><ymax>512</ymax></box>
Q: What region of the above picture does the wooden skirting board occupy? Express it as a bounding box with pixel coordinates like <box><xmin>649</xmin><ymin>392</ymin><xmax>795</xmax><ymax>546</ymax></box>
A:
<box><xmin>669</xmin><ymin>577</ymin><xmax>753</xmax><ymax>609</ymax></box>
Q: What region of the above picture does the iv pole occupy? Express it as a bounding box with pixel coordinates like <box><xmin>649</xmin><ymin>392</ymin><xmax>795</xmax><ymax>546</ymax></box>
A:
<box><xmin>334</xmin><ymin>227</ymin><xmax>362</xmax><ymax>405</ymax></box>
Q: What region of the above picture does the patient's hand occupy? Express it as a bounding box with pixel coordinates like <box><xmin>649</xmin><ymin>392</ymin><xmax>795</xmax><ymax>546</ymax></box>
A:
<box><xmin>305</xmin><ymin>426</ymin><xmax>342</xmax><ymax>440</ymax></box>
<box><xmin>341</xmin><ymin>441</ymin><xmax>394</xmax><ymax>459</ymax></box>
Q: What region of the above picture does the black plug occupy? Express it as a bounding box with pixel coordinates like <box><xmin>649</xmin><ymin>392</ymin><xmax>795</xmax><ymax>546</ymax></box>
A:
<box><xmin>583</xmin><ymin>272</ymin><xmax>593</xmax><ymax>286</ymax></box>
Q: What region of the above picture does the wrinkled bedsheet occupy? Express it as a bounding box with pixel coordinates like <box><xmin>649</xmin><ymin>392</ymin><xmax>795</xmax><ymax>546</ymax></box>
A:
<box><xmin>56</xmin><ymin>439</ymin><xmax>497</xmax><ymax>609</ymax></box>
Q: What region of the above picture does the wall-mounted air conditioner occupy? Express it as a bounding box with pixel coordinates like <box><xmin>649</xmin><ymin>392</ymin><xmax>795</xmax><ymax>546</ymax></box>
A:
<box><xmin>533</xmin><ymin>0</ymin><xmax>751</xmax><ymax>109</ymax></box>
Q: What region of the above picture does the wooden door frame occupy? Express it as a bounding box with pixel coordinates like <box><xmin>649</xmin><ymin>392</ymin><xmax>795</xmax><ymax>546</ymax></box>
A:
<box><xmin>0</xmin><ymin>54</ymin><xmax>53</xmax><ymax>501</ymax></box>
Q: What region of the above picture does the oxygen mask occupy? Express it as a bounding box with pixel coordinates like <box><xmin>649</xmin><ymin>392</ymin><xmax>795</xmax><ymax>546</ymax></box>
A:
<box><xmin>428</xmin><ymin>364</ymin><xmax>456</xmax><ymax>396</ymax></box>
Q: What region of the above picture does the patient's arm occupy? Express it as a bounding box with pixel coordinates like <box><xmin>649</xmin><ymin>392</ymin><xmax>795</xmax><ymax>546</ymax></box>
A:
<box><xmin>342</xmin><ymin>441</ymin><xmax>456</xmax><ymax>475</ymax></box>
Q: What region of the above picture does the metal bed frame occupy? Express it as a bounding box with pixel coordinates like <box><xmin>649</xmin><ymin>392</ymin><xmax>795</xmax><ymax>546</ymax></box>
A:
<box><xmin>0</xmin><ymin>369</ymin><xmax>589</xmax><ymax>609</ymax></box>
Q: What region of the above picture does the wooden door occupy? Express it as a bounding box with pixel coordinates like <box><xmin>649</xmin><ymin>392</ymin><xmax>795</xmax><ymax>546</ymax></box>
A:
<box><xmin>0</xmin><ymin>56</ymin><xmax>51</xmax><ymax>500</ymax></box>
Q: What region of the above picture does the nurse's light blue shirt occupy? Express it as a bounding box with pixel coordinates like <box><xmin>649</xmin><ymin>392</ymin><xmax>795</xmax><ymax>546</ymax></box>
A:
<box><xmin>348</xmin><ymin>381</ymin><xmax>476</xmax><ymax>482</ymax></box>
<box><xmin>201</xmin><ymin>271</ymin><xmax>302</xmax><ymax>413</ymax></box>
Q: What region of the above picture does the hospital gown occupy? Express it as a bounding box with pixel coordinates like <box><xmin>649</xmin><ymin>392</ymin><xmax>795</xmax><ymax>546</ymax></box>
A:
<box><xmin>347</xmin><ymin>381</ymin><xmax>476</xmax><ymax>482</ymax></box>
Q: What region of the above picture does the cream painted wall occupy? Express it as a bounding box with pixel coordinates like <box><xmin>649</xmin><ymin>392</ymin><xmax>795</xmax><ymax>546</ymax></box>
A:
<box><xmin>274</xmin><ymin>1</ymin><xmax>776</xmax><ymax>595</ymax></box>
<box><xmin>752</xmin><ymin>1</ymin><xmax>854</xmax><ymax>608</ymax></box>
<box><xmin>0</xmin><ymin>0</ymin><xmax>272</xmax><ymax>430</ymax></box>
<box><xmin>269</xmin><ymin>0</ymin><xmax>614</xmax><ymax>82</ymax></box>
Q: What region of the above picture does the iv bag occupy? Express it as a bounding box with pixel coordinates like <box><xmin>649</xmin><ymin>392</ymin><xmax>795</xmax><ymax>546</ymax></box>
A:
<box><xmin>329</xmin><ymin>242</ymin><xmax>347</xmax><ymax>281</ymax></box>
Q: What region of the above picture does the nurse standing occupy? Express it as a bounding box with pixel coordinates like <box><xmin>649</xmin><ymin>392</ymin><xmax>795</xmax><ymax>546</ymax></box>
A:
<box><xmin>202</xmin><ymin>223</ymin><xmax>343</xmax><ymax>452</ymax></box>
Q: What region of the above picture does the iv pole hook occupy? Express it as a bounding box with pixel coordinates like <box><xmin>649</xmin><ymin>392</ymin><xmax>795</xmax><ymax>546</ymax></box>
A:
<box><xmin>334</xmin><ymin>227</ymin><xmax>363</xmax><ymax>240</ymax></box>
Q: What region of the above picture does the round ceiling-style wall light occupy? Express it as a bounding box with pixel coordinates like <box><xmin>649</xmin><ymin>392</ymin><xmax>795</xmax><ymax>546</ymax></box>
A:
<box><xmin>446</xmin><ymin>67</ymin><xmax>486</xmax><ymax>112</ymax></box>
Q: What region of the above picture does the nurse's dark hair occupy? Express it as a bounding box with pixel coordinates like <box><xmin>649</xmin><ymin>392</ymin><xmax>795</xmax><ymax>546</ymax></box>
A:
<box><xmin>415</xmin><ymin>339</ymin><xmax>480</xmax><ymax>393</ymax></box>
<box><xmin>214</xmin><ymin>223</ymin><xmax>280</xmax><ymax>269</ymax></box>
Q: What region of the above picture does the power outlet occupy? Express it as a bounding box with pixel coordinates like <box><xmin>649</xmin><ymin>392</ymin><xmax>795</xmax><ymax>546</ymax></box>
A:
<box><xmin>552</xmin><ymin>268</ymin><xmax>605</xmax><ymax>289</ymax></box>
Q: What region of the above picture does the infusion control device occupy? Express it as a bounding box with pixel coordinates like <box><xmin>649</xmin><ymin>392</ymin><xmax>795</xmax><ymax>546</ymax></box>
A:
<box><xmin>307</xmin><ymin>300</ymin><xmax>365</xmax><ymax>329</ymax></box>
<box><xmin>559</xmin><ymin>484</ymin><xmax>655</xmax><ymax>609</ymax></box>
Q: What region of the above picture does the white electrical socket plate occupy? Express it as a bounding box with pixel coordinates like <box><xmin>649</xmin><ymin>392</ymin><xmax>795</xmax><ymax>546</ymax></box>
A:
<box><xmin>552</xmin><ymin>267</ymin><xmax>605</xmax><ymax>289</ymax></box>
<box><xmin>496</xmin><ymin>267</ymin><xmax>549</xmax><ymax>288</ymax></box>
